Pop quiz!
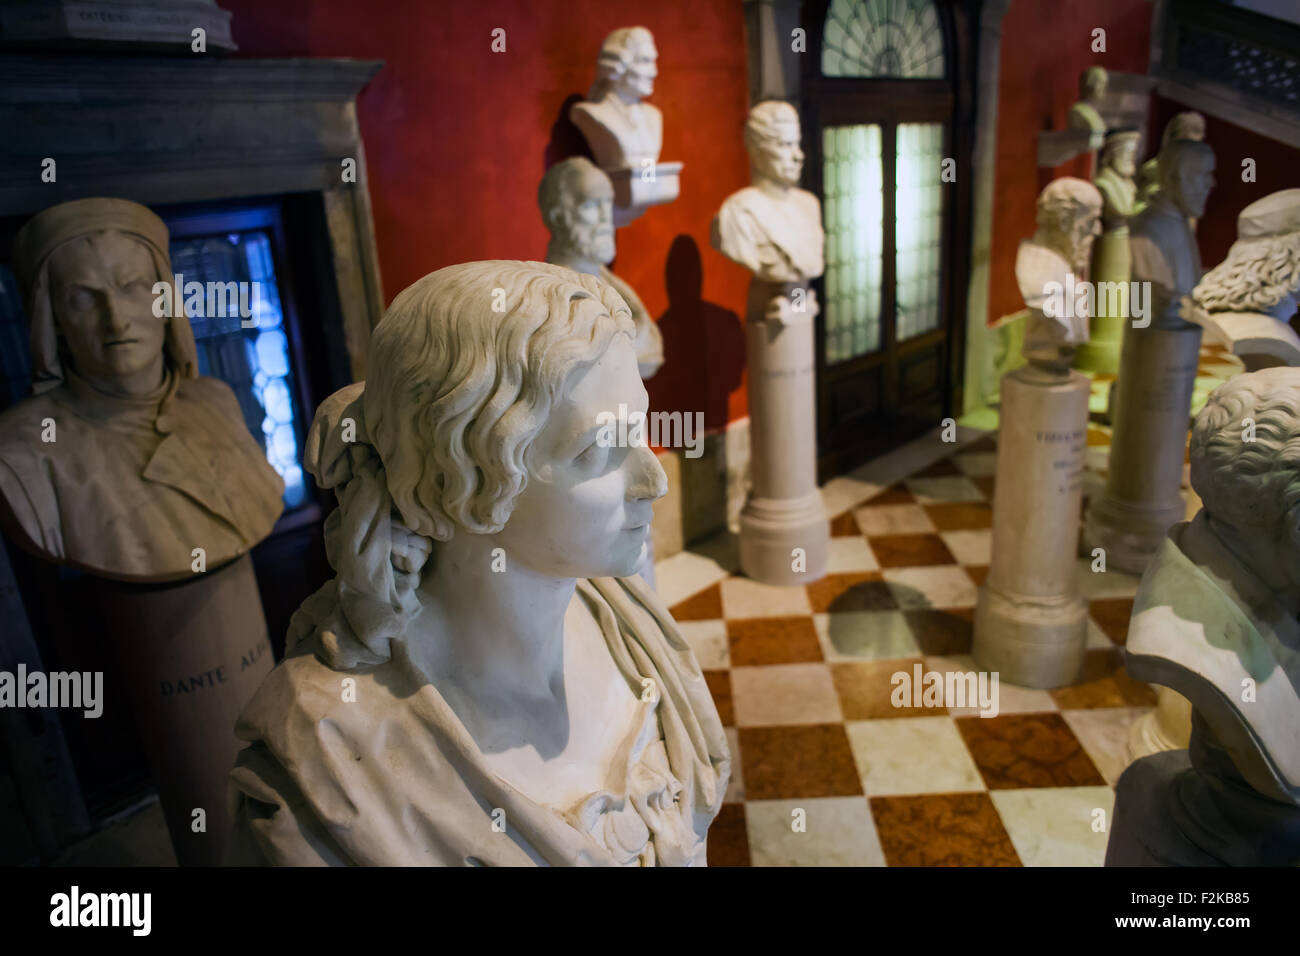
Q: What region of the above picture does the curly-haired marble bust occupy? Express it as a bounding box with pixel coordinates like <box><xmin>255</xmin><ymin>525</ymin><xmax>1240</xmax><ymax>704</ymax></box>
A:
<box><xmin>227</xmin><ymin>260</ymin><xmax>729</xmax><ymax>866</ymax></box>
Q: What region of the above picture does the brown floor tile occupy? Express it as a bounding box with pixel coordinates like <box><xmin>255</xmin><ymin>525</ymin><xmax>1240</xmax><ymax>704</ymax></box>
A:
<box><xmin>831</xmin><ymin>658</ymin><xmax>946</xmax><ymax>719</ymax></box>
<box><xmin>1049</xmin><ymin>648</ymin><xmax>1157</xmax><ymax>709</ymax></box>
<box><xmin>914</xmin><ymin>457</ymin><xmax>963</xmax><ymax>477</ymax></box>
<box><xmin>704</xmin><ymin>669</ymin><xmax>733</xmax><ymax>726</ymax></box>
<box><xmin>870</xmin><ymin>793</ymin><xmax>1021</xmax><ymax>867</ymax></box>
<box><xmin>727</xmin><ymin>616</ymin><xmax>823</xmax><ymax>666</ymax></box>
<box><xmin>972</xmin><ymin>476</ymin><xmax>996</xmax><ymax>499</ymax></box>
<box><xmin>669</xmin><ymin>582</ymin><xmax>722</xmax><ymax>621</ymax></box>
<box><xmin>1093</xmin><ymin>372</ymin><xmax>1117</xmax><ymax>383</ymax></box>
<box><xmin>806</xmin><ymin>572</ymin><xmax>895</xmax><ymax>613</ymax></box>
<box><xmin>870</xmin><ymin>533</ymin><xmax>957</xmax><ymax>568</ymax></box>
<box><xmin>956</xmin><ymin>713</ymin><xmax>1106</xmax><ymax>790</ymax></box>
<box><xmin>923</xmin><ymin>501</ymin><xmax>994</xmax><ymax>531</ymax></box>
<box><xmin>1089</xmin><ymin>598</ymin><xmax>1135</xmax><ymax>645</ymax></box>
<box><xmin>706</xmin><ymin>803</ymin><xmax>751</xmax><ymax>867</ymax></box>
<box><xmin>904</xmin><ymin>609</ymin><xmax>974</xmax><ymax>655</ymax></box>
<box><xmin>964</xmin><ymin>565</ymin><xmax>990</xmax><ymax>587</ymax></box>
<box><xmin>737</xmin><ymin>724</ymin><xmax>863</xmax><ymax>800</ymax></box>
<box><xmin>1086</xmin><ymin>427</ymin><xmax>1112</xmax><ymax>447</ymax></box>
<box><xmin>867</xmin><ymin>484</ymin><xmax>914</xmax><ymax>504</ymax></box>
<box><xmin>829</xmin><ymin>511</ymin><xmax>862</xmax><ymax>537</ymax></box>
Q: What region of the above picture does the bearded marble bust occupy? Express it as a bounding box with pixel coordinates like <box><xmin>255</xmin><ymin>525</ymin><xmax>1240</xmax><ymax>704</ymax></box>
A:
<box><xmin>539</xmin><ymin>157</ymin><xmax>663</xmax><ymax>379</ymax></box>
<box><xmin>1190</xmin><ymin>188</ymin><xmax>1300</xmax><ymax>370</ymax></box>
<box><xmin>227</xmin><ymin>261</ymin><xmax>729</xmax><ymax>866</ymax></box>
<box><xmin>712</xmin><ymin>100</ymin><xmax>824</xmax><ymax>311</ymax></box>
<box><xmin>0</xmin><ymin>198</ymin><xmax>283</xmax><ymax>582</ymax></box>
<box><xmin>1016</xmin><ymin>177</ymin><xmax>1103</xmax><ymax>373</ymax></box>
<box><xmin>570</xmin><ymin>26</ymin><xmax>663</xmax><ymax>172</ymax></box>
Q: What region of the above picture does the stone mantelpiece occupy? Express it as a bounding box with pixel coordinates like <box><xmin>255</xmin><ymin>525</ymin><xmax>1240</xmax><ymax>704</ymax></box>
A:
<box><xmin>0</xmin><ymin>53</ymin><xmax>385</xmax><ymax>380</ymax></box>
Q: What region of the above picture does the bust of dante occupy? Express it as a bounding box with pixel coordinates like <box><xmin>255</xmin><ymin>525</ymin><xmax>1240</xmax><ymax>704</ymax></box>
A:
<box><xmin>539</xmin><ymin>156</ymin><xmax>663</xmax><ymax>378</ymax></box>
<box><xmin>1015</xmin><ymin>177</ymin><xmax>1102</xmax><ymax>373</ymax></box>
<box><xmin>1124</xmin><ymin>368</ymin><xmax>1300</xmax><ymax>810</ymax></box>
<box><xmin>711</xmin><ymin>100</ymin><xmax>824</xmax><ymax>321</ymax></box>
<box><xmin>569</xmin><ymin>26</ymin><xmax>663</xmax><ymax>171</ymax></box>
<box><xmin>0</xmin><ymin>198</ymin><xmax>283</xmax><ymax>582</ymax></box>
<box><xmin>1190</xmin><ymin>188</ymin><xmax>1300</xmax><ymax>369</ymax></box>
<box><xmin>227</xmin><ymin>261</ymin><xmax>729</xmax><ymax>866</ymax></box>
<box><xmin>1131</xmin><ymin>138</ymin><xmax>1216</xmax><ymax>329</ymax></box>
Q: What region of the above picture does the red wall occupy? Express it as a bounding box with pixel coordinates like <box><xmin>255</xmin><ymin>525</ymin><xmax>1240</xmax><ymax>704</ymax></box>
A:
<box><xmin>1151</xmin><ymin>95</ymin><xmax>1300</xmax><ymax>270</ymax></box>
<box><xmin>987</xmin><ymin>0</ymin><xmax>1153</xmax><ymax>324</ymax></box>
<box><xmin>220</xmin><ymin>0</ymin><xmax>754</xmax><ymax>429</ymax></box>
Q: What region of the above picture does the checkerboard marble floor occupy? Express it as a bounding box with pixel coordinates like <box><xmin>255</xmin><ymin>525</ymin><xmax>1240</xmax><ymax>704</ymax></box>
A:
<box><xmin>656</xmin><ymin>343</ymin><xmax>1244</xmax><ymax>867</ymax></box>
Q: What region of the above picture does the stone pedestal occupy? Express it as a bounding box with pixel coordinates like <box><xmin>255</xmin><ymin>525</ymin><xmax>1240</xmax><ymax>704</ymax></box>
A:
<box><xmin>95</xmin><ymin>553</ymin><xmax>273</xmax><ymax>866</ymax></box>
<box><xmin>739</xmin><ymin>278</ymin><xmax>827</xmax><ymax>586</ymax></box>
<box><xmin>609</xmin><ymin>162</ymin><xmax>683</xmax><ymax>228</ymax></box>
<box><xmin>1076</xmin><ymin>226</ymin><xmax>1129</xmax><ymax>374</ymax></box>
<box><xmin>1084</xmin><ymin>323</ymin><xmax>1202</xmax><ymax>574</ymax></box>
<box><xmin>1126</xmin><ymin>685</ymin><xmax>1192</xmax><ymax>763</ymax></box>
<box><xmin>973</xmin><ymin>366</ymin><xmax>1089</xmax><ymax>688</ymax></box>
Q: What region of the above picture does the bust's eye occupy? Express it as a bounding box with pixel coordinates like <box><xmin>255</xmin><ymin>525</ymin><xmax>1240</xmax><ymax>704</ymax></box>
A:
<box><xmin>67</xmin><ymin>287</ymin><xmax>96</xmax><ymax>312</ymax></box>
<box><xmin>575</xmin><ymin>440</ymin><xmax>609</xmax><ymax>469</ymax></box>
<box><xmin>122</xmin><ymin>277</ymin><xmax>151</xmax><ymax>294</ymax></box>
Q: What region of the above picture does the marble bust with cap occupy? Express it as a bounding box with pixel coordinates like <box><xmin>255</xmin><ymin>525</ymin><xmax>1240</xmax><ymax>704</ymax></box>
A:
<box><xmin>226</xmin><ymin>261</ymin><xmax>729</xmax><ymax>866</ymax></box>
<box><xmin>0</xmin><ymin>197</ymin><xmax>283</xmax><ymax>582</ymax></box>
<box><xmin>570</xmin><ymin>26</ymin><xmax>663</xmax><ymax>172</ymax></box>
<box><xmin>1189</xmin><ymin>188</ymin><xmax>1300</xmax><ymax>369</ymax></box>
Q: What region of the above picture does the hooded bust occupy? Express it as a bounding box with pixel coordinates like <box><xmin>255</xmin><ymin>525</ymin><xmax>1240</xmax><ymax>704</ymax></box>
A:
<box><xmin>0</xmin><ymin>197</ymin><xmax>283</xmax><ymax>582</ymax></box>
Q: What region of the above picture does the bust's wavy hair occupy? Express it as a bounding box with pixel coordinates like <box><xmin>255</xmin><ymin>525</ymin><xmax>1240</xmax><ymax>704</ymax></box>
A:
<box><xmin>1190</xmin><ymin>368</ymin><xmax>1300</xmax><ymax>540</ymax></box>
<box><xmin>364</xmin><ymin>260</ymin><xmax>634</xmax><ymax>541</ymax></box>
<box><xmin>1194</xmin><ymin>231</ymin><xmax>1300</xmax><ymax>313</ymax></box>
<box><xmin>589</xmin><ymin>26</ymin><xmax>653</xmax><ymax>101</ymax></box>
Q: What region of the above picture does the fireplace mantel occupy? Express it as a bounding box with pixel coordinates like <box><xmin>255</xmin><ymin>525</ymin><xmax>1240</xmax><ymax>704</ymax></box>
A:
<box><xmin>0</xmin><ymin>52</ymin><xmax>386</xmax><ymax>379</ymax></box>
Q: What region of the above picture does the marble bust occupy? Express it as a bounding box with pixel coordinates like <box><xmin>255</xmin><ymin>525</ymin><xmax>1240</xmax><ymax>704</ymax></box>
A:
<box><xmin>0</xmin><ymin>198</ymin><xmax>283</xmax><ymax>582</ymax></box>
<box><xmin>1190</xmin><ymin>188</ymin><xmax>1300</xmax><ymax>370</ymax></box>
<box><xmin>1066</xmin><ymin>66</ymin><xmax>1108</xmax><ymax>146</ymax></box>
<box><xmin>1130</xmin><ymin>138</ymin><xmax>1216</xmax><ymax>330</ymax></box>
<box><xmin>1109</xmin><ymin>368</ymin><xmax>1300</xmax><ymax>865</ymax></box>
<box><xmin>1095</xmin><ymin>130</ymin><xmax>1140</xmax><ymax>225</ymax></box>
<box><xmin>570</xmin><ymin>26</ymin><xmax>662</xmax><ymax>172</ymax></box>
<box><xmin>1016</xmin><ymin>177</ymin><xmax>1103</xmax><ymax>373</ymax></box>
<box><xmin>227</xmin><ymin>261</ymin><xmax>730</xmax><ymax>866</ymax></box>
<box><xmin>539</xmin><ymin>156</ymin><xmax>663</xmax><ymax>379</ymax></box>
<box><xmin>712</xmin><ymin>100</ymin><xmax>825</xmax><ymax>321</ymax></box>
<box><xmin>1138</xmin><ymin>111</ymin><xmax>1206</xmax><ymax>210</ymax></box>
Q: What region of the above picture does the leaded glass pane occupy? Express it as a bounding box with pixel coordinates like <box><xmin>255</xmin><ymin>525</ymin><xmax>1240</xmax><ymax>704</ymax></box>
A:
<box><xmin>822</xmin><ymin>123</ymin><xmax>883</xmax><ymax>364</ymax></box>
<box><xmin>895</xmin><ymin>122</ymin><xmax>943</xmax><ymax>341</ymax></box>
<box><xmin>822</xmin><ymin>0</ymin><xmax>945</xmax><ymax>79</ymax></box>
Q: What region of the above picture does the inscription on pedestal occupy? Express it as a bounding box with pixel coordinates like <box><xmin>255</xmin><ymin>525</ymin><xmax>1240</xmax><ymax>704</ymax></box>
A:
<box><xmin>1037</xmin><ymin>428</ymin><xmax>1086</xmax><ymax>495</ymax></box>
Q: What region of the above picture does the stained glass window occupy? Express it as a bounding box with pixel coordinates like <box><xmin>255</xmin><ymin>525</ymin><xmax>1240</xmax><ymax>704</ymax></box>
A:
<box><xmin>823</xmin><ymin>123</ymin><xmax>884</xmax><ymax>364</ymax></box>
<box><xmin>895</xmin><ymin>122</ymin><xmax>944</xmax><ymax>340</ymax></box>
<box><xmin>0</xmin><ymin>229</ymin><xmax>307</xmax><ymax>510</ymax></box>
<box><xmin>822</xmin><ymin>0</ymin><xmax>945</xmax><ymax>79</ymax></box>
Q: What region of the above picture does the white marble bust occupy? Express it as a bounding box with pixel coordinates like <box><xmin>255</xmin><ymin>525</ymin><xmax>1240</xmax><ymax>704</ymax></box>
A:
<box><xmin>539</xmin><ymin>156</ymin><xmax>663</xmax><ymax>378</ymax></box>
<box><xmin>1016</xmin><ymin>177</ymin><xmax>1102</xmax><ymax>373</ymax></box>
<box><xmin>711</xmin><ymin>100</ymin><xmax>824</xmax><ymax>322</ymax></box>
<box><xmin>1124</xmin><ymin>368</ymin><xmax>1300</xmax><ymax>808</ymax></box>
<box><xmin>0</xmin><ymin>198</ymin><xmax>283</xmax><ymax>582</ymax></box>
<box><xmin>227</xmin><ymin>261</ymin><xmax>729</xmax><ymax>866</ymax></box>
<box><xmin>569</xmin><ymin>26</ymin><xmax>663</xmax><ymax>172</ymax></box>
<box><xmin>1190</xmin><ymin>188</ymin><xmax>1300</xmax><ymax>369</ymax></box>
<box><xmin>1131</xmin><ymin>138</ymin><xmax>1216</xmax><ymax>330</ymax></box>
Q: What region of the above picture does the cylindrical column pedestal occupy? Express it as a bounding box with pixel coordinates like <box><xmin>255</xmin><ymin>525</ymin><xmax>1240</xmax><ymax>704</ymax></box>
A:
<box><xmin>95</xmin><ymin>553</ymin><xmax>274</xmax><ymax>866</ymax></box>
<box><xmin>973</xmin><ymin>367</ymin><xmax>1089</xmax><ymax>688</ymax></box>
<box><xmin>1126</xmin><ymin>684</ymin><xmax>1192</xmax><ymax>762</ymax></box>
<box><xmin>1075</xmin><ymin>225</ymin><xmax>1130</xmax><ymax>375</ymax></box>
<box><xmin>739</xmin><ymin>278</ymin><xmax>828</xmax><ymax>586</ymax></box>
<box><xmin>1084</xmin><ymin>323</ymin><xmax>1202</xmax><ymax>574</ymax></box>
